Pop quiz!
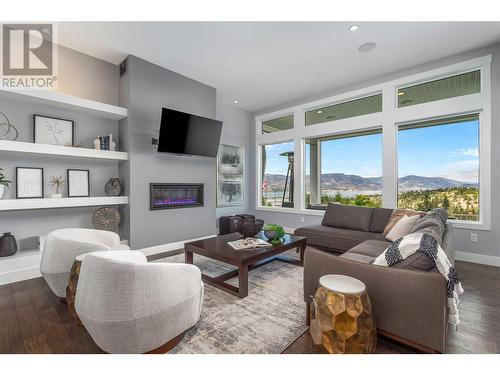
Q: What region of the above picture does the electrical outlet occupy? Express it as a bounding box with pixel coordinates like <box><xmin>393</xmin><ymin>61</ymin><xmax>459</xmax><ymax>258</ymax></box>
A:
<box><xmin>470</xmin><ymin>233</ymin><xmax>478</xmax><ymax>242</ymax></box>
<box><xmin>300</xmin><ymin>216</ymin><xmax>305</xmax><ymax>223</ymax></box>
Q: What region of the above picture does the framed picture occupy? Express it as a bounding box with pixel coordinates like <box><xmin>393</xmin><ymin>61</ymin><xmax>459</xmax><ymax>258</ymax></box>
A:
<box><xmin>33</xmin><ymin>114</ymin><xmax>74</xmax><ymax>146</ymax></box>
<box><xmin>67</xmin><ymin>169</ymin><xmax>90</xmax><ymax>197</ymax></box>
<box><xmin>16</xmin><ymin>167</ymin><xmax>44</xmax><ymax>199</ymax></box>
<box><xmin>217</xmin><ymin>144</ymin><xmax>244</xmax><ymax>207</ymax></box>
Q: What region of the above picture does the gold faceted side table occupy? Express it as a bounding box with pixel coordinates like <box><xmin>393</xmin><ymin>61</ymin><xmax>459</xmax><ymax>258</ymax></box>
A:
<box><xmin>66</xmin><ymin>254</ymin><xmax>86</xmax><ymax>326</ymax></box>
<box><xmin>310</xmin><ymin>275</ymin><xmax>376</xmax><ymax>354</ymax></box>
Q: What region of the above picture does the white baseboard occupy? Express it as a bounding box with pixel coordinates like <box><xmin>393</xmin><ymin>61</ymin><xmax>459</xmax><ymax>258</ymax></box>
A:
<box><xmin>455</xmin><ymin>251</ymin><xmax>500</xmax><ymax>267</ymax></box>
<box><xmin>138</xmin><ymin>234</ymin><xmax>217</xmax><ymax>257</ymax></box>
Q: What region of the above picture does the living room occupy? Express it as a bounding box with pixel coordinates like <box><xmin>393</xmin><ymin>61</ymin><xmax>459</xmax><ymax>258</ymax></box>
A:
<box><xmin>1</xmin><ymin>1</ymin><xmax>499</xmax><ymax>373</ymax></box>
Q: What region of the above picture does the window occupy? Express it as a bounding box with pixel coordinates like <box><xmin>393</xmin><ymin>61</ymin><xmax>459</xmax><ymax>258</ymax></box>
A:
<box><xmin>398</xmin><ymin>70</ymin><xmax>480</xmax><ymax>108</ymax></box>
<box><xmin>305</xmin><ymin>94</ymin><xmax>382</xmax><ymax>126</ymax></box>
<box><xmin>305</xmin><ymin>130</ymin><xmax>382</xmax><ymax>209</ymax></box>
<box><xmin>398</xmin><ymin>114</ymin><xmax>480</xmax><ymax>221</ymax></box>
<box><xmin>261</xmin><ymin>141</ymin><xmax>294</xmax><ymax>208</ymax></box>
<box><xmin>261</xmin><ymin>115</ymin><xmax>294</xmax><ymax>134</ymax></box>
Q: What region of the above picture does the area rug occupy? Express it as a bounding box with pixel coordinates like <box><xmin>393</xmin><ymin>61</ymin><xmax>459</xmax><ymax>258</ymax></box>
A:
<box><xmin>155</xmin><ymin>250</ymin><xmax>308</xmax><ymax>354</ymax></box>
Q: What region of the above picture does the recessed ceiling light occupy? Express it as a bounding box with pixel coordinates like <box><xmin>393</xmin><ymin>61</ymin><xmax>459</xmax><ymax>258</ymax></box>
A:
<box><xmin>348</xmin><ymin>25</ymin><xmax>359</xmax><ymax>31</ymax></box>
<box><xmin>317</xmin><ymin>110</ymin><xmax>323</xmax><ymax>114</ymax></box>
<box><xmin>398</xmin><ymin>92</ymin><xmax>405</xmax><ymax>96</ymax></box>
<box><xmin>358</xmin><ymin>42</ymin><xmax>376</xmax><ymax>52</ymax></box>
<box><xmin>233</xmin><ymin>100</ymin><xmax>238</xmax><ymax>104</ymax></box>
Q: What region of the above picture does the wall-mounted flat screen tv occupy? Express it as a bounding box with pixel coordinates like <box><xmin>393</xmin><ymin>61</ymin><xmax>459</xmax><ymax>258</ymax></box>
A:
<box><xmin>157</xmin><ymin>107</ymin><xmax>223</xmax><ymax>158</ymax></box>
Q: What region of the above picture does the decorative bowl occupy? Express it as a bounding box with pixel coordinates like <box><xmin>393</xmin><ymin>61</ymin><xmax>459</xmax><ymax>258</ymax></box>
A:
<box><xmin>237</xmin><ymin>217</ymin><xmax>264</xmax><ymax>238</ymax></box>
<box><xmin>264</xmin><ymin>230</ymin><xmax>278</xmax><ymax>241</ymax></box>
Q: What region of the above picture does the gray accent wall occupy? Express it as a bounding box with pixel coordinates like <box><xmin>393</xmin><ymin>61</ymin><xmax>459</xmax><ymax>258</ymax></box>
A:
<box><xmin>119</xmin><ymin>56</ymin><xmax>217</xmax><ymax>249</ymax></box>
<box><xmin>251</xmin><ymin>42</ymin><xmax>500</xmax><ymax>261</ymax></box>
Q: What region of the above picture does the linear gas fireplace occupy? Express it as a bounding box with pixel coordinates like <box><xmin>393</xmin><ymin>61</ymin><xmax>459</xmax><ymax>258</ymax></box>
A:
<box><xmin>150</xmin><ymin>183</ymin><xmax>204</xmax><ymax>210</ymax></box>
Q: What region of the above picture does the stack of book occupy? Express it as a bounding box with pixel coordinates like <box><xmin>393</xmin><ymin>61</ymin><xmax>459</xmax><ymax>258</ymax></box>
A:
<box><xmin>98</xmin><ymin>134</ymin><xmax>114</xmax><ymax>151</ymax></box>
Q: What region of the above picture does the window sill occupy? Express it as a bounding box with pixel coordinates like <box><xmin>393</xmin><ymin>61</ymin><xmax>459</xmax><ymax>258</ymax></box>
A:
<box><xmin>255</xmin><ymin>206</ymin><xmax>298</xmax><ymax>214</ymax></box>
<box><xmin>449</xmin><ymin>220</ymin><xmax>490</xmax><ymax>231</ymax></box>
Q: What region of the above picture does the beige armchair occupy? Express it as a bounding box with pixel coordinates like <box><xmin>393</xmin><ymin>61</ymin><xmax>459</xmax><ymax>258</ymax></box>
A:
<box><xmin>75</xmin><ymin>250</ymin><xmax>204</xmax><ymax>354</ymax></box>
<box><xmin>40</xmin><ymin>228</ymin><xmax>129</xmax><ymax>298</ymax></box>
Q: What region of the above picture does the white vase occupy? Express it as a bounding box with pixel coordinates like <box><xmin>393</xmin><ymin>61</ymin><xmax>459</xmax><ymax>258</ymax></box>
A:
<box><xmin>0</xmin><ymin>185</ymin><xmax>4</xmax><ymax>199</ymax></box>
<box><xmin>50</xmin><ymin>193</ymin><xmax>62</xmax><ymax>199</ymax></box>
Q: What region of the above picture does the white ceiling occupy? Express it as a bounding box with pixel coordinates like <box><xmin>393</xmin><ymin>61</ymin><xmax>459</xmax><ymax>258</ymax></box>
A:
<box><xmin>58</xmin><ymin>22</ymin><xmax>500</xmax><ymax>112</ymax></box>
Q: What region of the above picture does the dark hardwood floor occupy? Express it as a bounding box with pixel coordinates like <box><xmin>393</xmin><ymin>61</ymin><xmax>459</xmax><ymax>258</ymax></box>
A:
<box><xmin>0</xmin><ymin>260</ymin><xmax>498</xmax><ymax>354</ymax></box>
<box><xmin>283</xmin><ymin>260</ymin><xmax>500</xmax><ymax>354</ymax></box>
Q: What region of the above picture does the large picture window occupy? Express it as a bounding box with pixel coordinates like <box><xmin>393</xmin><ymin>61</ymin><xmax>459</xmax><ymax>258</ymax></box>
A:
<box><xmin>261</xmin><ymin>141</ymin><xmax>295</xmax><ymax>208</ymax></box>
<box><xmin>305</xmin><ymin>130</ymin><xmax>382</xmax><ymax>209</ymax></box>
<box><xmin>398</xmin><ymin>114</ymin><xmax>480</xmax><ymax>221</ymax></box>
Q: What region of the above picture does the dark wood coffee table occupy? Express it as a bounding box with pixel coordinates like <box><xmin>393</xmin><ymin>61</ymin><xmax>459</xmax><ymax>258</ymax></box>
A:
<box><xmin>185</xmin><ymin>232</ymin><xmax>307</xmax><ymax>298</ymax></box>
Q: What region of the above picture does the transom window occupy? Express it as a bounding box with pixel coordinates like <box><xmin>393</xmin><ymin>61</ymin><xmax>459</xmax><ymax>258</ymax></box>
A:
<box><xmin>261</xmin><ymin>115</ymin><xmax>294</xmax><ymax>134</ymax></box>
<box><xmin>398</xmin><ymin>70</ymin><xmax>480</xmax><ymax>108</ymax></box>
<box><xmin>305</xmin><ymin>94</ymin><xmax>382</xmax><ymax>126</ymax></box>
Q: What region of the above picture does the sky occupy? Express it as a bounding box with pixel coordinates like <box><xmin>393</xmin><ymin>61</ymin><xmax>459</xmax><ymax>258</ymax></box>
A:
<box><xmin>263</xmin><ymin>119</ymin><xmax>479</xmax><ymax>183</ymax></box>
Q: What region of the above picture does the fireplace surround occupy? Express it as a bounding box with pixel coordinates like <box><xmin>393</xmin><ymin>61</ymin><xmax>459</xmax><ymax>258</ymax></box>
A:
<box><xmin>150</xmin><ymin>183</ymin><xmax>204</xmax><ymax>210</ymax></box>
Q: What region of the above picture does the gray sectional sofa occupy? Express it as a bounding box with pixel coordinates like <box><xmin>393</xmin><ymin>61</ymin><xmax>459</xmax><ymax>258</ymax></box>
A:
<box><xmin>295</xmin><ymin>203</ymin><xmax>454</xmax><ymax>353</ymax></box>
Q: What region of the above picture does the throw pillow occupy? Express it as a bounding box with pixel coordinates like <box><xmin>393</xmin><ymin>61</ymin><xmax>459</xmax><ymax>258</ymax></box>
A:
<box><xmin>385</xmin><ymin>214</ymin><xmax>421</xmax><ymax>242</ymax></box>
<box><xmin>382</xmin><ymin>209</ymin><xmax>423</xmax><ymax>236</ymax></box>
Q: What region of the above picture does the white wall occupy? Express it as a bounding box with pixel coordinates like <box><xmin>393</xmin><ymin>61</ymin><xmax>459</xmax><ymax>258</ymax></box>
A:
<box><xmin>215</xmin><ymin>102</ymin><xmax>254</xmax><ymax>225</ymax></box>
<box><xmin>251</xmin><ymin>42</ymin><xmax>500</xmax><ymax>266</ymax></box>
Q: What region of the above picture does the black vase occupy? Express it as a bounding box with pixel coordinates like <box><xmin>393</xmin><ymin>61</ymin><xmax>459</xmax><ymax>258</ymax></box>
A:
<box><xmin>0</xmin><ymin>232</ymin><xmax>18</xmax><ymax>257</ymax></box>
<box><xmin>236</xmin><ymin>217</ymin><xmax>264</xmax><ymax>238</ymax></box>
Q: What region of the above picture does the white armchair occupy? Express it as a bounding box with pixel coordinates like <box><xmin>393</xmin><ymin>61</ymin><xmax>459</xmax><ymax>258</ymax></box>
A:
<box><xmin>40</xmin><ymin>228</ymin><xmax>129</xmax><ymax>298</ymax></box>
<box><xmin>75</xmin><ymin>250</ymin><xmax>204</xmax><ymax>354</ymax></box>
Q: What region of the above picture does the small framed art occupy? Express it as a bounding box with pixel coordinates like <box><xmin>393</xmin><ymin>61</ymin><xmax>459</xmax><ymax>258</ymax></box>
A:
<box><xmin>33</xmin><ymin>114</ymin><xmax>74</xmax><ymax>146</ymax></box>
<box><xmin>67</xmin><ymin>169</ymin><xmax>90</xmax><ymax>197</ymax></box>
<box><xmin>16</xmin><ymin>167</ymin><xmax>44</xmax><ymax>199</ymax></box>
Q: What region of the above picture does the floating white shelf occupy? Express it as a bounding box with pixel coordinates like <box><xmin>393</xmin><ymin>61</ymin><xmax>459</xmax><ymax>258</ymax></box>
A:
<box><xmin>0</xmin><ymin>88</ymin><xmax>128</xmax><ymax>120</ymax></box>
<box><xmin>0</xmin><ymin>249</ymin><xmax>42</xmax><ymax>286</ymax></box>
<box><xmin>0</xmin><ymin>139</ymin><xmax>128</xmax><ymax>161</ymax></box>
<box><xmin>0</xmin><ymin>196</ymin><xmax>129</xmax><ymax>211</ymax></box>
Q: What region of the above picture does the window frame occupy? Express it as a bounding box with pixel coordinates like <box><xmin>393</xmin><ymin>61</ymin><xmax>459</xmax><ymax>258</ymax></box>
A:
<box><xmin>254</xmin><ymin>55</ymin><xmax>491</xmax><ymax>230</ymax></box>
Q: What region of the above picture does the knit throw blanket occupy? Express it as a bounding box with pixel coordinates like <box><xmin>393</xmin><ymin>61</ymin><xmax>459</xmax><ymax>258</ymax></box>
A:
<box><xmin>373</xmin><ymin>233</ymin><xmax>464</xmax><ymax>326</ymax></box>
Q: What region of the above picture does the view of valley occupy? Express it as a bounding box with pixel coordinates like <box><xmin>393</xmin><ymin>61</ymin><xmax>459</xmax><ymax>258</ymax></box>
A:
<box><xmin>262</xmin><ymin>172</ymin><xmax>479</xmax><ymax>221</ymax></box>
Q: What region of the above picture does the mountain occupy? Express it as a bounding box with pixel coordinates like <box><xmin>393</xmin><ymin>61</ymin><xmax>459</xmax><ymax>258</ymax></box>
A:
<box><xmin>398</xmin><ymin>175</ymin><xmax>476</xmax><ymax>190</ymax></box>
<box><xmin>263</xmin><ymin>172</ymin><xmax>477</xmax><ymax>191</ymax></box>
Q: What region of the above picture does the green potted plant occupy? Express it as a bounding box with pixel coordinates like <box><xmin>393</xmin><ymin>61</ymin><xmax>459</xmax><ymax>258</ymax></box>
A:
<box><xmin>263</xmin><ymin>223</ymin><xmax>286</xmax><ymax>245</ymax></box>
<box><xmin>0</xmin><ymin>168</ymin><xmax>12</xmax><ymax>200</ymax></box>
